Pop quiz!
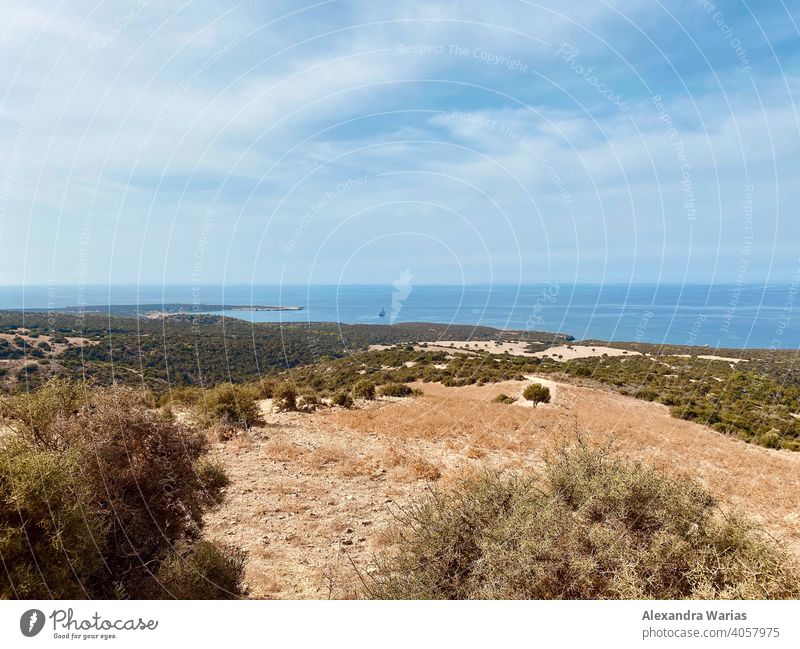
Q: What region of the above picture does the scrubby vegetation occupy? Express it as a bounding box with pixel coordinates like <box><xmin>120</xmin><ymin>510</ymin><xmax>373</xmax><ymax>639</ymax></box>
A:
<box><xmin>273</xmin><ymin>383</ymin><xmax>298</xmax><ymax>412</ymax></box>
<box><xmin>379</xmin><ymin>383</ymin><xmax>414</xmax><ymax>398</ymax></box>
<box><xmin>156</xmin><ymin>541</ymin><xmax>245</xmax><ymax>599</ymax></box>
<box><xmin>2</xmin><ymin>309</ymin><xmax>798</xmax><ymax>451</ymax></box>
<box><xmin>0</xmin><ymin>310</ymin><xmax>547</xmax><ymax>391</ymax></box>
<box><xmin>201</xmin><ymin>383</ymin><xmax>263</xmax><ymax>428</ymax></box>
<box><xmin>352</xmin><ymin>380</ymin><xmax>376</xmax><ymax>400</ymax></box>
<box><xmin>275</xmin><ymin>345</ymin><xmax>800</xmax><ymax>451</ymax></box>
<box><xmin>332</xmin><ymin>392</ymin><xmax>355</xmax><ymax>408</ymax></box>
<box><xmin>558</xmin><ymin>355</ymin><xmax>800</xmax><ymax>451</ymax></box>
<box><xmin>196</xmin><ymin>458</ymin><xmax>231</xmax><ymax>498</ymax></box>
<box><xmin>364</xmin><ymin>444</ymin><xmax>800</xmax><ymax>600</ymax></box>
<box><xmin>522</xmin><ymin>383</ymin><xmax>550</xmax><ymax>404</ymax></box>
<box><xmin>0</xmin><ymin>379</ymin><xmax>243</xmax><ymax>599</ymax></box>
<box><xmin>492</xmin><ymin>393</ymin><xmax>516</xmax><ymax>404</ymax></box>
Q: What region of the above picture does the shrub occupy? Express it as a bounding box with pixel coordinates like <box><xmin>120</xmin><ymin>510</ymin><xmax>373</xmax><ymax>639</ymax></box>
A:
<box><xmin>196</xmin><ymin>458</ymin><xmax>230</xmax><ymax>497</ymax></box>
<box><xmin>273</xmin><ymin>383</ymin><xmax>297</xmax><ymax>412</ymax></box>
<box><xmin>159</xmin><ymin>386</ymin><xmax>202</xmax><ymax>408</ymax></box>
<box><xmin>522</xmin><ymin>383</ymin><xmax>550</xmax><ymax>405</ymax></box>
<box><xmin>156</xmin><ymin>541</ymin><xmax>246</xmax><ymax>599</ymax></box>
<box><xmin>379</xmin><ymin>383</ymin><xmax>414</xmax><ymax>398</ymax></box>
<box><xmin>0</xmin><ymin>382</ymin><xmax>240</xmax><ymax>599</ymax></box>
<box><xmin>0</xmin><ymin>438</ymin><xmax>106</xmax><ymax>599</ymax></box>
<box><xmin>50</xmin><ymin>388</ymin><xmax>209</xmax><ymax>589</ymax></box>
<box><xmin>202</xmin><ymin>383</ymin><xmax>262</xmax><ymax>428</ymax></box>
<box><xmin>363</xmin><ymin>444</ymin><xmax>800</xmax><ymax>600</ymax></box>
<box><xmin>296</xmin><ymin>394</ymin><xmax>320</xmax><ymax>412</ymax></box>
<box><xmin>256</xmin><ymin>379</ymin><xmax>277</xmax><ymax>399</ymax></box>
<box><xmin>0</xmin><ymin>377</ymin><xmax>88</xmax><ymax>449</ymax></box>
<box><xmin>332</xmin><ymin>392</ymin><xmax>354</xmax><ymax>409</ymax></box>
<box><xmin>352</xmin><ymin>380</ymin><xmax>376</xmax><ymax>400</ymax></box>
<box><xmin>492</xmin><ymin>393</ymin><xmax>516</xmax><ymax>404</ymax></box>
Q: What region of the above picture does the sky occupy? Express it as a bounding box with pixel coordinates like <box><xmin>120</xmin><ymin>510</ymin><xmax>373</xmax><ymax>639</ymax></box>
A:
<box><xmin>1</xmin><ymin>0</ymin><xmax>799</xmax><ymax>287</ymax></box>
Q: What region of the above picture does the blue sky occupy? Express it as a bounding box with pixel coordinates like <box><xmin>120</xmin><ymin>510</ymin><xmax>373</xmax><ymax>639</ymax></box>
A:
<box><xmin>1</xmin><ymin>0</ymin><xmax>799</xmax><ymax>286</ymax></box>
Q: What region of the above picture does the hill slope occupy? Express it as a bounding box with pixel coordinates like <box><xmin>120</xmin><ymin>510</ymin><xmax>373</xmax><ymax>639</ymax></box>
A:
<box><xmin>202</xmin><ymin>375</ymin><xmax>800</xmax><ymax>598</ymax></box>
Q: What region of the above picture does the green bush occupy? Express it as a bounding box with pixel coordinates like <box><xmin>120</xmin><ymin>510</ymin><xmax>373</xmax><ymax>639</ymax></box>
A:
<box><xmin>522</xmin><ymin>383</ymin><xmax>550</xmax><ymax>404</ymax></box>
<box><xmin>256</xmin><ymin>379</ymin><xmax>277</xmax><ymax>399</ymax></box>
<box><xmin>297</xmin><ymin>394</ymin><xmax>320</xmax><ymax>412</ymax></box>
<box><xmin>159</xmin><ymin>386</ymin><xmax>202</xmax><ymax>408</ymax></box>
<box><xmin>332</xmin><ymin>392</ymin><xmax>354</xmax><ymax>408</ymax></box>
<box><xmin>157</xmin><ymin>541</ymin><xmax>246</xmax><ymax>599</ymax></box>
<box><xmin>379</xmin><ymin>383</ymin><xmax>414</xmax><ymax>398</ymax></box>
<box><xmin>352</xmin><ymin>380</ymin><xmax>376</xmax><ymax>400</ymax></box>
<box><xmin>0</xmin><ymin>438</ymin><xmax>106</xmax><ymax>598</ymax></box>
<box><xmin>196</xmin><ymin>458</ymin><xmax>230</xmax><ymax>497</ymax></box>
<box><xmin>203</xmin><ymin>383</ymin><xmax>262</xmax><ymax>428</ymax></box>
<box><xmin>0</xmin><ymin>380</ymin><xmax>245</xmax><ymax>599</ymax></box>
<box><xmin>364</xmin><ymin>444</ymin><xmax>800</xmax><ymax>600</ymax></box>
<box><xmin>492</xmin><ymin>393</ymin><xmax>516</xmax><ymax>404</ymax></box>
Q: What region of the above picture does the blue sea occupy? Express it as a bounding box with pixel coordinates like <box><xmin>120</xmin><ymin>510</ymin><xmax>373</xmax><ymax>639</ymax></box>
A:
<box><xmin>0</xmin><ymin>283</ymin><xmax>797</xmax><ymax>349</ymax></box>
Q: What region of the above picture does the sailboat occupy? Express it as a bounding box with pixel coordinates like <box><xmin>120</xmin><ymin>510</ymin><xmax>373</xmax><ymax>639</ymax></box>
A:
<box><xmin>379</xmin><ymin>307</ymin><xmax>386</xmax><ymax>317</ymax></box>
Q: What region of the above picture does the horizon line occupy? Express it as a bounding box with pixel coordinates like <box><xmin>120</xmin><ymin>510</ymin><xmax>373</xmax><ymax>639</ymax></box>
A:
<box><xmin>0</xmin><ymin>281</ymin><xmax>796</xmax><ymax>288</ymax></box>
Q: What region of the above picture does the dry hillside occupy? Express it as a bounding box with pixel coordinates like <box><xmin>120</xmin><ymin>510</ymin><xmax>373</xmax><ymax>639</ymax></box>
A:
<box><xmin>202</xmin><ymin>375</ymin><xmax>800</xmax><ymax>599</ymax></box>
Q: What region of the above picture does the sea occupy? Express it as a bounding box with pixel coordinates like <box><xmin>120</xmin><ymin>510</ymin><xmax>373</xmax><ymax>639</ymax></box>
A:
<box><xmin>0</xmin><ymin>283</ymin><xmax>798</xmax><ymax>349</ymax></box>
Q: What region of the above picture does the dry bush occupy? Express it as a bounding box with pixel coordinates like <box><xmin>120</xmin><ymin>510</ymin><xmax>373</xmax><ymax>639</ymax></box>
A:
<box><xmin>205</xmin><ymin>423</ymin><xmax>239</xmax><ymax>443</ymax></box>
<box><xmin>196</xmin><ymin>458</ymin><xmax>230</xmax><ymax>498</ymax></box>
<box><xmin>48</xmin><ymin>387</ymin><xmax>210</xmax><ymax>591</ymax></box>
<box><xmin>0</xmin><ymin>377</ymin><xmax>88</xmax><ymax>449</ymax></box>
<box><xmin>363</xmin><ymin>443</ymin><xmax>800</xmax><ymax>600</ymax></box>
<box><xmin>156</xmin><ymin>541</ymin><xmax>245</xmax><ymax>599</ymax></box>
<box><xmin>338</xmin><ymin>454</ymin><xmax>381</xmax><ymax>478</ymax></box>
<box><xmin>0</xmin><ymin>379</ymin><xmax>243</xmax><ymax>599</ymax></box>
<box><xmin>332</xmin><ymin>392</ymin><xmax>354</xmax><ymax>409</ymax></box>
<box><xmin>256</xmin><ymin>379</ymin><xmax>277</xmax><ymax>399</ymax></box>
<box><xmin>159</xmin><ymin>386</ymin><xmax>202</xmax><ymax>409</ymax></box>
<box><xmin>273</xmin><ymin>383</ymin><xmax>298</xmax><ymax>412</ymax></box>
<box><xmin>405</xmin><ymin>457</ymin><xmax>442</xmax><ymax>482</ymax></box>
<box><xmin>296</xmin><ymin>394</ymin><xmax>320</xmax><ymax>412</ymax></box>
<box><xmin>381</xmin><ymin>444</ymin><xmax>406</xmax><ymax>468</ymax></box>
<box><xmin>465</xmin><ymin>446</ymin><xmax>486</xmax><ymax>459</ymax></box>
<box><xmin>379</xmin><ymin>444</ymin><xmax>440</xmax><ymax>482</ymax></box>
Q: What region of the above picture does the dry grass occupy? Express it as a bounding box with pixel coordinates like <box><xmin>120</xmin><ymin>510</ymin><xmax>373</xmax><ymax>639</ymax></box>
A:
<box><xmin>201</xmin><ymin>373</ymin><xmax>800</xmax><ymax>598</ymax></box>
<box><xmin>404</xmin><ymin>457</ymin><xmax>442</xmax><ymax>482</ymax></box>
<box><xmin>379</xmin><ymin>444</ymin><xmax>441</xmax><ymax>481</ymax></box>
<box><xmin>263</xmin><ymin>438</ymin><xmax>307</xmax><ymax>461</ymax></box>
<box><xmin>306</xmin><ymin>444</ymin><xmax>347</xmax><ymax>468</ymax></box>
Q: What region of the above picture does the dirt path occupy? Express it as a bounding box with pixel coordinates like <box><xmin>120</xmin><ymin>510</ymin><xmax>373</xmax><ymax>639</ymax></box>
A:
<box><xmin>203</xmin><ymin>378</ymin><xmax>800</xmax><ymax>599</ymax></box>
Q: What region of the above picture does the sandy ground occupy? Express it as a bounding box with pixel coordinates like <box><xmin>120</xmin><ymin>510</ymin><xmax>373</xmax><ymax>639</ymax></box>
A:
<box><xmin>0</xmin><ymin>332</ymin><xmax>97</xmax><ymax>355</ymax></box>
<box><xmin>373</xmin><ymin>340</ymin><xmax>748</xmax><ymax>365</ymax></box>
<box><xmin>203</xmin><ymin>376</ymin><xmax>800</xmax><ymax>599</ymax></box>
<box><xmin>372</xmin><ymin>340</ymin><xmax>642</xmax><ymax>361</ymax></box>
<box><xmin>530</xmin><ymin>345</ymin><xmax>641</xmax><ymax>361</ymax></box>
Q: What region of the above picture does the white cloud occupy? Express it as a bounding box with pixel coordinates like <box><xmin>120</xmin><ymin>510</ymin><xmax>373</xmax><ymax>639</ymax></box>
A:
<box><xmin>1</xmin><ymin>0</ymin><xmax>798</xmax><ymax>284</ymax></box>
